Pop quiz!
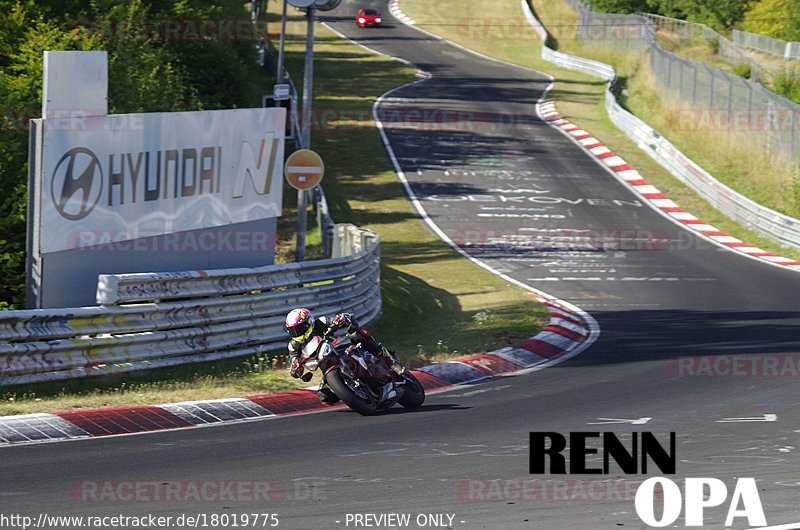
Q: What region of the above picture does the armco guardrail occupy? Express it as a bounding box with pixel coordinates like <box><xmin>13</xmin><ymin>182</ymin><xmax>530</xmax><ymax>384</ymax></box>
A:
<box><xmin>0</xmin><ymin>224</ymin><xmax>380</xmax><ymax>386</ymax></box>
<box><xmin>522</xmin><ymin>0</ymin><xmax>800</xmax><ymax>250</ymax></box>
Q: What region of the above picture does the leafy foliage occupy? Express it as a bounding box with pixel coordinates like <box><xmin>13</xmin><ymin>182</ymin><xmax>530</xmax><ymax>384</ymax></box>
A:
<box><xmin>772</xmin><ymin>68</ymin><xmax>800</xmax><ymax>102</ymax></box>
<box><xmin>0</xmin><ymin>0</ymin><xmax>262</xmax><ymax>309</ymax></box>
<box><xmin>742</xmin><ymin>0</ymin><xmax>800</xmax><ymax>41</ymax></box>
<box><xmin>587</xmin><ymin>0</ymin><xmax>750</xmax><ymax>30</ymax></box>
<box><xmin>732</xmin><ymin>62</ymin><xmax>751</xmax><ymax>78</ymax></box>
<box><xmin>588</xmin><ymin>0</ymin><xmax>648</xmax><ymax>13</ymax></box>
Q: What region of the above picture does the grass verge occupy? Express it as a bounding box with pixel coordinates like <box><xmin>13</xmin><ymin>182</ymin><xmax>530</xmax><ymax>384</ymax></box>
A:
<box><xmin>401</xmin><ymin>0</ymin><xmax>800</xmax><ymax>262</ymax></box>
<box><xmin>0</xmin><ymin>6</ymin><xmax>549</xmax><ymax>416</ymax></box>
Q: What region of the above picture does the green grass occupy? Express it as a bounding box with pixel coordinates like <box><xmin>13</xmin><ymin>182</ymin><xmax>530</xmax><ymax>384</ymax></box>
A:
<box><xmin>401</xmin><ymin>0</ymin><xmax>800</xmax><ymax>262</ymax></box>
<box><xmin>0</xmin><ymin>6</ymin><xmax>549</xmax><ymax>416</ymax></box>
<box><xmin>0</xmin><ymin>355</ymin><xmax>300</xmax><ymax>416</ymax></box>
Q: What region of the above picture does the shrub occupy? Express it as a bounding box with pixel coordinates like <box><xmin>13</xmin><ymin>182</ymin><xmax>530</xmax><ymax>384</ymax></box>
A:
<box><xmin>732</xmin><ymin>62</ymin><xmax>751</xmax><ymax>79</ymax></box>
<box><xmin>771</xmin><ymin>69</ymin><xmax>800</xmax><ymax>104</ymax></box>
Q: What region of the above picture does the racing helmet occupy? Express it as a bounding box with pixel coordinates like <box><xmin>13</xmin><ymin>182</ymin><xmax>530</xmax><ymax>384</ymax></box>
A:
<box><xmin>285</xmin><ymin>308</ymin><xmax>315</xmax><ymax>344</ymax></box>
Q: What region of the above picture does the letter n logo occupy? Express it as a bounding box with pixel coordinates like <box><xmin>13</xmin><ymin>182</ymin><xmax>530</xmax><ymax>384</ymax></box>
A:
<box><xmin>232</xmin><ymin>133</ymin><xmax>279</xmax><ymax>198</ymax></box>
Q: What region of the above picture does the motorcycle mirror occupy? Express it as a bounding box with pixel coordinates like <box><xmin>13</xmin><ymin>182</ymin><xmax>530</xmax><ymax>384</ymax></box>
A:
<box><xmin>301</xmin><ymin>372</ymin><xmax>314</xmax><ymax>382</ymax></box>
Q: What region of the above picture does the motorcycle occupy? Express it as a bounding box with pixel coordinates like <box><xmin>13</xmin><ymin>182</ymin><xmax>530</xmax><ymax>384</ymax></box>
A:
<box><xmin>297</xmin><ymin>331</ymin><xmax>425</xmax><ymax>415</ymax></box>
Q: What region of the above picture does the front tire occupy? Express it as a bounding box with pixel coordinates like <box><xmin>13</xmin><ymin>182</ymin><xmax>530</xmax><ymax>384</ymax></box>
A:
<box><xmin>326</xmin><ymin>367</ymin><xmax>378</xmax><ymax>415</ymax></box>
<box><xmin>398</xmin><ymin>372</ymin><xmax>425</xmax><ymax>408</ymax></box>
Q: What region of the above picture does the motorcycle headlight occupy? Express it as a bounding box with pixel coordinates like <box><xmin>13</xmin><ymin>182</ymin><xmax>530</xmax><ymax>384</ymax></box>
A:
<box><xmin>305</xmin><ymin>358</ymin><xmax>319</xmax><ymax>371</ymax></box>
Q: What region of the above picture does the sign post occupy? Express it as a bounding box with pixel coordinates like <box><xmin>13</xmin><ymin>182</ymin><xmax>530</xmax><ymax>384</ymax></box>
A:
<box><xmin>282</xmin><ymin>0</ymin><xmax>340</xmax><ymax>262</ymax></box>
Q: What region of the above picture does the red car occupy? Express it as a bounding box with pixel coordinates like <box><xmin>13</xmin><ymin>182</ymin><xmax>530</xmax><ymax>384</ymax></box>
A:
<box><xmin>356</xmin><ymin>9</ymin><xmax>381</xmax><ymax>27</ymax></box>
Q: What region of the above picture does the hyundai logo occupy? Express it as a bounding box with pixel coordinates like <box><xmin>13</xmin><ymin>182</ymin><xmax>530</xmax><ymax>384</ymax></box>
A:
<box><xmin>50</xmin><ymin>147</ymin><xmax>103</xmax><ymax>220</ymax></box>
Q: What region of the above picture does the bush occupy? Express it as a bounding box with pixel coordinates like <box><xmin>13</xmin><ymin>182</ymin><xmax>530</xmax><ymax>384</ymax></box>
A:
<box><xmin>732</xmin><ymin>62</ymin><xmax>751</xmax><ymax>79</ymax></box>
<box><xmin>707</xmin><ymin>37</ymin><xmax>719</xmax><ymax>55</ymax></box>
<box><xmin>771</xmin><ymin>69</ymin><xmax>800</xmax><ymax>104</ymax></box>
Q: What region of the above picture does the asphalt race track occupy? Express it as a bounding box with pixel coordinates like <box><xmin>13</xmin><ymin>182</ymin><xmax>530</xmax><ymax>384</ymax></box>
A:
<box><xmin>3</xmin><ymin>1</ymin><xmax>800</xmax><ymax>529</ymax></box>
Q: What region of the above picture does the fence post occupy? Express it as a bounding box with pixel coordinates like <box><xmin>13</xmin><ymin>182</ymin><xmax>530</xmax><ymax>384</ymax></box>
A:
<box><xmin>727</xmin><ymin>77</ymin><xmax>733</xmax><ymax>122</ymax></box>
<box><xmin>709</xmin><ymin>66</ymin><xmax>715</xmax><ymax>109</ymax></box>
<box><xmin>667</xmin><ymin>51</ymin><xmax>672</xmax><ymax>89</ymax></box>
<box><xmin>766</xmin><ymin>99</ymin><xmax>777</xmax><ymax>155</ymax></box>
<box><xmin>789</xmin><ymin>42</ymin><xmax>800</xmax><ymax>60</ymax></box>
<box><xmin>791</xmin><ymin>104</ymin><xmax>796</xmax><ymax>159</ymax></box>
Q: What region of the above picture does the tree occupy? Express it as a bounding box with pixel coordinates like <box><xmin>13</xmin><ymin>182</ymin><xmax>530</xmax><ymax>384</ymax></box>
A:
<box><xmin>0</xmin><ymin>0</ymin><xmax>264</xmax><ymax>308</ymax></box>
<box><xmin>590</xmin><ymin>0</ymin><xmax>750</xmax><ymax>30</ymax></box>
<box><xmin>0</xmin><ymin>15</ymin><xmax>101</xmax><ymax>309</ymax></box>
<box><xmin>742</xmin><ymin>0</ymin><xmax>800</xmax><ymax>41</ymax></box>
<box><xmin>686</xmin><ymin>0</ymin><xmax>750</xmax><ymax>30</ymax></box>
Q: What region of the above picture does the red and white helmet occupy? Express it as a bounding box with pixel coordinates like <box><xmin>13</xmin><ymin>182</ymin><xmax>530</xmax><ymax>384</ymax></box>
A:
<box><xmin>285</xmin><ymin>308</ymin><xmax>315</xmax><ymax>344</ymax></box>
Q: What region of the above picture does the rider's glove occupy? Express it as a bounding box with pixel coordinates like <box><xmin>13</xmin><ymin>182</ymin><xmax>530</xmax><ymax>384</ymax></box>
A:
<box><xmin>289</xmin><ymin>357</ymin><xmax>303</xmax><ymax>378</ymax></box>
<box><xmin>332</xmin><ymin>313</ymin><xmax>353</xmax><ymax>330</ymax></box>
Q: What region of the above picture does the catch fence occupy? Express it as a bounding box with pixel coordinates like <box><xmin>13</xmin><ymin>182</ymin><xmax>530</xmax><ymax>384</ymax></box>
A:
<box><xmin>733</xmin><ymin>29</ymin><xmax>800</xmax><ymax>61</ymax></box>
<box><xmin>561</xmin><ymin>1</ymin><xmax>800</xmax><ymax>169</ymax></box>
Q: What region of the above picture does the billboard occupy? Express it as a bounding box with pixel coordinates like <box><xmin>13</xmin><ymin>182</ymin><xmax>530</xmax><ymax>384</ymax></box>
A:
<box><xmin>28</xmin><ymin>107</ymin><xmax>287</xmax><ymax>308</ymax></box>
<box><xmin>40</xmin><ymin>108</ymin><xmax>285</xmax><ymax>253</ymax></box>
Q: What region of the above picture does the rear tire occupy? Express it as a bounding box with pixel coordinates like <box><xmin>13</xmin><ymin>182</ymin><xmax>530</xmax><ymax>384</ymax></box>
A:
<box><xmin>326</xmin><ymin>368</ymin><xmax>378</xmax><ymax>415</ymax></box>
<box><xmin>398</xmin><ymin>372</ymin><xmax>425</xmax><ymax>408</ymax></box>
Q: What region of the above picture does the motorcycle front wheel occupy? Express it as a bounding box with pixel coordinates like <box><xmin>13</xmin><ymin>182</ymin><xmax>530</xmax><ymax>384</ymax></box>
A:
<box><xmin>326</xmin><ymin>367</ymin><xmax>378</xmax><ymax>416</ymax></box>
<box><xmin>398</xmin><ymin>372</ymin><xmax>425</xmax><ymax>408</ymax></box>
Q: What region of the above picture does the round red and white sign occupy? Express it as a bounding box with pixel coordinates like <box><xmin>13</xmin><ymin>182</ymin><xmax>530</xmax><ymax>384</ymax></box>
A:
<box><xmin>284</xmin><ymin>149</ymin><xmax>324</xmax><ymax>190</ymax></box>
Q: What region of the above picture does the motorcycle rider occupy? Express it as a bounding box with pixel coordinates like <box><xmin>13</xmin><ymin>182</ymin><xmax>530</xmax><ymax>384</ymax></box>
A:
<box><xmin>284</xmin><ymin>307</ymin><xmax>402</xmax><ymax>405</ymax></box>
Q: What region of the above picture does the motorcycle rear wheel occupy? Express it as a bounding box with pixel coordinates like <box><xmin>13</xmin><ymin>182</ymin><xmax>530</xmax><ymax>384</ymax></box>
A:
<box><xmin>326</xmin><ymin>367</ymin><xmax>378</xmax><ymax>415</ymax></box>
<box><xmin>398</xmin><ymin>372</ymin><xmax>425</xmax><ymax>408</ymax></box>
